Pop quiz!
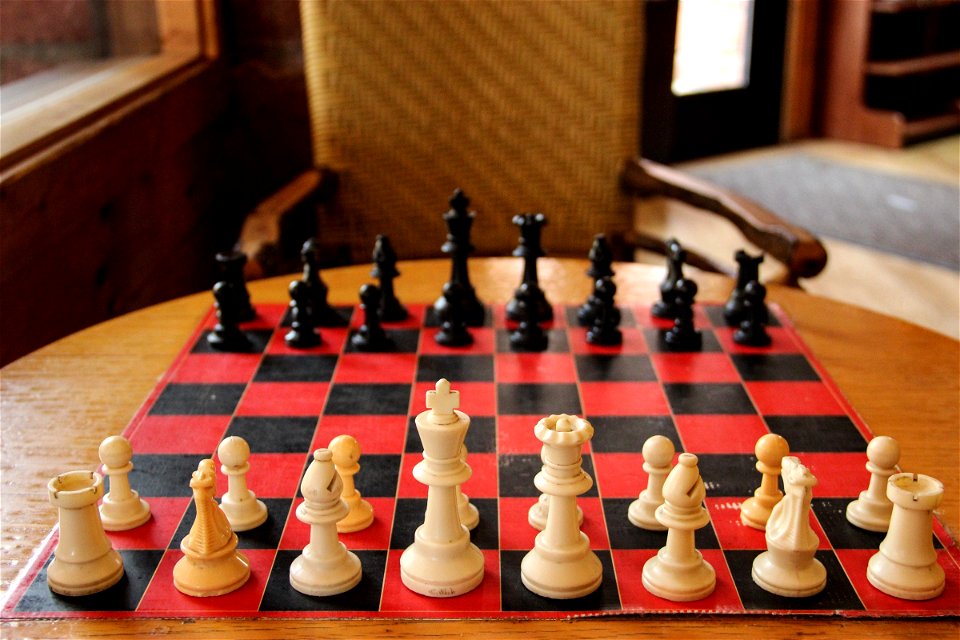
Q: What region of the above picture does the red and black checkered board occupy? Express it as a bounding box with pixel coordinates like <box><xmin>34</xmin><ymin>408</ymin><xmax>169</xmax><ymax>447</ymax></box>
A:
<box><xmin>4</xmin><ymin>302</ymin><xmax>959</xmax><ymax>619</ymax></box>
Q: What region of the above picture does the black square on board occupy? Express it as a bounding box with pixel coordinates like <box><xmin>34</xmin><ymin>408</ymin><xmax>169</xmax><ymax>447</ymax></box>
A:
<box><xmin>695</xmin><ymin>454</ymin><xmax>763</xmax><ymax>497</ymax></box>
<box><xmin>224</xmin><ymin>417</ymin><xmax>318</xmax><ymax>453</ymax></box>
<box><xmin>150</xmin><ymin>383</ymin><xmax>246</xmax><ymax>416</ymax></box>
<box><xmin>192</xmin><ymin>329</ymin><xmax>273</xmax><ymax>354</ymax></box>
<box><xmin>812</xmin><ymin>498</ymin><xmax>941</xmax><ymax>550</ymax></box>
<box><xmin>589</xmin><ymin>416</ymin><xmax>681</xmax><ymax>453</ymax></box>
<box><xmin>169</xmin><ymin>498</ymin><xmax>292</xmax><ymax>550</ymax></box>
<box><xmin>416</xmin><ymin>355</ymin><xmax>494</xmax><ymax>382</ymax></box>
<box><xmin>495</xmin><ymin>329</ymin><xmax>569</xmax><ymax>353</ymax></box>
<box><xmin>602</xmin><ymin>498</ymin><xmax>719</xmax><ymax>550</ymax></box>
<box><xmin>130</xmin><ymin>454</ymin><xmax>210</xmax><ymax>497</ymax></box>
<box><xmin>344</xmin><ymin>329</ymin><xmax>420</xmax><ymax>353</ymax></box>
<box><xmin>731</xmin><ymin>354</ymin><xmax>820</xmax><ymax>382</ymax></box>
<box><xmin>498</xmin><ymin>453</ymin><xmax>598</xmax><ymax>498</ymax></box>
<box><xmin>253</xmin><ymin>355</ymin><xmax>338</xmax><ymax>382</ymax></box>
<box><xmin>726</xmin><ymin>549</ymin><xmax>864</xmax><ymax>611</ymax></box>
<box><xmin>405</xmin><ymin>416</ymin><xmax>495</xmax><ymax>453</ymax></box>
<box><xmin>389</xmin><ymin>498</ymin><xmax>499</xmax><ymax>550</ymax></box>
<box><xmin>644</xmin><ymin>328</ymin><xmax>722</xmax><ymax>353</ymax></box>
<box><xmin>324</xmin><ymin>384</ymin><xmax>411</xmax><ymax>415</ymax></box>
<box><xmin>260</xmin><ymin>549</ymin><xmax>386</xmax><ymax>611</ymax></box>
<box><xmin>575</xmin><ymin>355</ymin><xmax>657</xmax><ymax>382</ymax></box>
<box><xmin>766</xmin><ymin>416</ymin><xmax>868</xmax><ymax>452</ymax></box>
<box><xmin>500</xmin><ymin>550</ymin><xmax>621</xmax><ymax>612</ymax></box>
<box><xmin>15</xmin><ymin>549</ymin><xmax>163</xmax><ymax>613</ymax></box>
<box><xmin>664</xmin><ymin>383</ymin><xmax>756</xmax><ymax>415</ymax></box>
<box><xmin>497</xmin><ymin>383</ymin><xmax>582</xmax><ymax>416</ymax></box>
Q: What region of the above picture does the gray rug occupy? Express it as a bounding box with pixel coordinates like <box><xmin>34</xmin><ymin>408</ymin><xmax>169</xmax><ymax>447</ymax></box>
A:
<box><xmin>687</xmin><ymin>152</ymin><xmax>960</xmax><ymax>270</ymax></box>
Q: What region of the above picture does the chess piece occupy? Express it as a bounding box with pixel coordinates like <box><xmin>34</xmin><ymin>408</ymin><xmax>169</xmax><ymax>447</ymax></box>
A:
<box><xmin>741</xmin><ymin>434</ymin><xmax>790</xmax><ymax>530</ymax></box>
<box><xmin>641</xmin><ymin>453</ymin><xmax>716</xmax><ymax>601</ymax></box>
<box><xmin>173</xmin><ymin>459</ymin><xmax>251</xmax><ymax>597</ymax></box>
<box><xmin>329</xmin><ymin>434</ymin><xmax>374</xmax><ymax>533</ymax></box>
<box><xmin>521</xmin><ymin>415</ymin><xmax>602</xmax><ymax>599</ymax></box>
<box><xmin>867</xmin><ymin>472</ymin><xmax>945</xmax><ymax>600</ymax></box>
<box><xmin>651</xmin><ymin>238</ymin><xmax>685</xmax><ymax>319</ymax></box>
<box><xmin>723</xmin><ymin>250</ymin><xmax>763</xmax><ymax>327</ymax></box>
<box><xmin>577</xmin><ymin>234</ymin><xmax>616</xmax><ymax>327</ymax></box>
<box><xmin>752</xmin><ymin>456</ymin><xmax>826</xmax><ymax>597</ymax></box>
<box><xmin>301</xmin><ymin>238</ymin><xmax>347</xmax><ymax>327</ymax></box>
<box><xmin>216</xmin><ymin>250</ymin><xmax>255</xmax><ymax>321</ymax></box>
<box><xmin>663</xmin><ymin>278</ymin><xmax>701</xmax><ymax>351</ymax></box>
<box><xmin>290</xmin><ymin>449</ymin><xmax>363</xmax><ymax>596</ymax></box>
<box><xmin>433</xmin><ymin>189</ymin><xmax>485</xmax><ymax>327</ymax></box>
<box><xmin>207</xmin><ymin>280</ymin><xmax>252</xmax><ymax>351</ymax></box>
<box><xmin>586</xmin><ymin>277</ymin><xmax>622</xmax><ymax>346</ymax></box>
<box><xmin>98</xmin><ymin>435</ymin><xmax>151</xmax><ymax>531</ymax></box>
<box><xmin>435</xmin><ymin>281</ymin><xmax>473</xmax><ymax>347</ymax></box>
<box><xmin>400</xmin><ymin>379</ymin><xmax>484</xmax><ymax>597</ymax></box>
<box><xmin>509</xmin><ymin>282</ymin><xmax>549</xmax><ymax>352</ymax></box>
<box><xmin>351</xmin><ymin>284</ymin><xmax>391</xmax><ymax>351</ymax></box>
<box><xmin>46</xmin><ymin>470</ymin><xmax>124</xmax><ymax>596</ymax></box>
<box><xmin>457</xmin><ymin>443</ymin><xmax>479</xmax><ymax>531</ymax></box>
<box><xmin>371</xmin><ymin>234</ymin><xmax>408</xmax><ymax>322</ymax></box>
<box><xmin>506</xmin><ymin>213</ymin><xmax>553</xmax><ymax>323</ymax></box>
<box><xmin>285</xmin><ymin>279</ymin><xmax>321</xmax><ymax>348</ymax></box>
<box><xmin>527</xmin><ymin>435</ymin><xmax>586</xmax><ymax>533</ymax></box>
<box><xmin>217</xmin><ymin>436</ymin><xmax>268</xmax><ymax>532</ymax></box>
<box><xmin>733</xmin><ymin>281</ymin><xmax>771</xmax><ymax>347</ymax></box>
<box><xmin>846</xmin><ymin>436</ymin><xmax>901</xmax><ymax>532</ymax></box>
<box><xmin>628</xmin><ymin>435</ymin><xmax>675</xmax><ymax>531</ymax></box>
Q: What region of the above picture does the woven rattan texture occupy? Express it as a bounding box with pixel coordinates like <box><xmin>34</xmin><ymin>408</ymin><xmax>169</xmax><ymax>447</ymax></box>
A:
<box><xmin>301</xmin><ymin>0</ymin><xmax>642</xmax><ymax>261</ymax></box>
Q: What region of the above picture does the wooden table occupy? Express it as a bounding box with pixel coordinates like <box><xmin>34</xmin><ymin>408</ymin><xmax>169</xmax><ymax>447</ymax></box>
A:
<box><xmin>2</xmin><ymin>258</ymin><xmax>957</xmax><ymax>639</ymax></box>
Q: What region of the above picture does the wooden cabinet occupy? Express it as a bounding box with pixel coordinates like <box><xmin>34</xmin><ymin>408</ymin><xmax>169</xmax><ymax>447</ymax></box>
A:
<box><xmin>822</xmin><ymin>0</ymin><xmax>960</xmax><ymax>147</ymax></box>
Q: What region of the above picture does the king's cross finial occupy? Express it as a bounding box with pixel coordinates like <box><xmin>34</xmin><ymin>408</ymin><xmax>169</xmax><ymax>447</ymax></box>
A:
<box><xmin>426</xmin><ymin>378</ymin><xmax>459</xmax><ymax>419</ymax></box>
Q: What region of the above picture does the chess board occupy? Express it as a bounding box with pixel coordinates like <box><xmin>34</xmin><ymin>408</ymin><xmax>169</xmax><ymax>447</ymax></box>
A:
<box><xmin>4</xmin><ymin>301</ymin><xmax>958</xmax><ymax>620</ymax></box>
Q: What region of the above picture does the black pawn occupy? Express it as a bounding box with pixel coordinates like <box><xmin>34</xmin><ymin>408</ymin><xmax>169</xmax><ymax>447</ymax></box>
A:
<box><xmin>285</xmin><ymin>279</ymin><xmax>320</xmax><ymax>348</ymax></box>
<box><xmin>586</xmin><ymin>277</ymin><xmax>622</xmax><ymax>346</ymax></box>
<box><xmin>506</xmin><ymin>212</ymin><xmax>553</xmax><ymax>323</ymax></box>
<box><xmin>371</xmin><ymin>234</ymin><xmax>407</xmax><ymax>322</ymax></box>
<box><xmin>301</xmin><ymin>238</ymin><xmax>347</xmax><ymax>327</ymax></box>
<box><xmin>351</xmin><ymin>284</ymin><xmax>391</xmax><ymax>352</ymax></box>
<box><xmin>733</xmin><ymin>281</ymin><xmax>772</xmax><ymax>347</ymax></box>
<box><xmin>435</xmin><ymin>282</ymin><xmax>473</xmax><ymax>347</ymax></box>
<box><xmin>207</xmin><ymin>281</ymin><xmax>252</xmax><ymax>351</ymax></box>
<box><xmin>434</xmin><ymin>189</ymin><xmax>485</xmax><ymax>327</ymax></box>
<box><xmin>724</xmin><ymin>250</ymin><xmax>764</xmax><ymax>327</ymax></box>
<box><xmin>509</xmin><ymin>282</ymin><xmax>548</xmax><ymax>352</ymax></box>
<box><xmin>216</xmin><ymin>251</ymin><xmax>255</xmax><ymax>321</ymax></box>
<box><xmin>651</xmin><ymin>238</ymin><xmax>686</xmax><ymax>319</ymax></box>
<box><xmin>663</xmin><ymin>278</ymin><xmax>702</xmax><ymax>351</ymax></box>
<box><xmin>577</xmin><ymin>234</ymin><xmax>616</xmax><ymax>327</ymax></box>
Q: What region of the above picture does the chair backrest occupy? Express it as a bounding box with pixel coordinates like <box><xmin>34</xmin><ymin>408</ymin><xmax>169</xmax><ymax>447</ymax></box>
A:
<box><xmin>300</xmin><ymin>0</ymin><xmax>642</xmax><ymax>262</ymax></box>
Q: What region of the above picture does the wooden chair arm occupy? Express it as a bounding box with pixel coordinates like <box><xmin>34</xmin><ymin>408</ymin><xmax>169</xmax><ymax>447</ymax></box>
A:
<box><xmin>621</xmin><ymin>157</ymin><xmax>828</xmax><ymax>282</ymax></box>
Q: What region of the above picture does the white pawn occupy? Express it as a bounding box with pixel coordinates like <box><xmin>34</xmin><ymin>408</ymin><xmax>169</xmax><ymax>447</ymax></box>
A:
<box><xmin>628</xmin><ymin>435</ymin><xmax>675</xmax><ymax>531</ymax></box>
<box><xmin>867</xmin><ymin>472</ymin><xmax>945</xmax><ymax>600</ymax></box>
<box><xmin>329</xmin><ymin>434</ymin><xmax>374</xmax><ymax>533</ymax></box>
<box><xmin>642</xmin><ymin>453</ymin><xmax>715</xmax><ymax>601</ymax></box>
<box><xmin>290</xmin><ymin>449</ymin><xmax>362</xmax><ymax>596</ymax></box>
<box><xmin>846</xmin><ymin>436</ymin><xmax>900</xmax><ymax>532</ymax></box>
<box><xmin>98</xmin><ymin>435</ymin><xmax>151</xmax><ymax>531</ymax></box>
<box><xmin>458</xmin><ymin>443</ymin><xmax>479</xmax><ymax>531</ymax></box>
<box><xmin>217</xmin><ymin>436</ymin><xmax>268</xmax><ymax>532</ymax></box>
<box><xmin>752</xmin><ymin>456</ymin><xmax>826</xmax><ymax>597</ymax></box>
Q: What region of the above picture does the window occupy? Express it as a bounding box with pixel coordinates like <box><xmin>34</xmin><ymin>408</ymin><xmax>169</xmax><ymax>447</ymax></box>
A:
<box><xmin>672</xmin><ymin>0</ymin><xmax>754</xmax><ymax>96</ymax></box>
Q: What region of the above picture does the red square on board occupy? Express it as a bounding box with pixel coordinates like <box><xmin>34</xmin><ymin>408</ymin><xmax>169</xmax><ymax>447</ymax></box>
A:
<box><xmin>836</xmin><ymin>548</ymin><xmax>960</xmax><ymax>614</ymax></box>
<box><xmin>580</xmin><ymin>382</ymin><xmax>669</xmax><ymax>416</ymax></box>
<box><xmin>379</xmin><ymin>548</ymin><xmax>501</xmax><ymax>612</ymax></box>
<box><xmin>674</xmin><ymin>415</ymin><xmax>770</xmax><ymax>454</ymax></box>
<box><xmin>705</xmin><ymin>497</ymin><xmax>829</xmax><ymax>551</ymax></box>
<box><xmin>569</xmin><ymin>328</ymin><xmax>648</xmax><ymax>355</ymax></box>
<box><xmin>419</xmin><ymin>328</ymin><xmax>496</xmax><ymax>355</ymax></box>
<box><xmin>716</xmin><ymin>327</ymin><xmax>800</xmax><ymax>354</ymax></box>
<box><xmin>498</xmin><ymin>497</ymin><xmax>608</xmax><ymax>551</ymax></box>
<box><xmin>592</xmin><ymin>452</ymin><xmax>659</xmax><ymax>498</ymax></box>
<box><xmin>279</xmin><ymin>497</ymin><xmax>395</xmax><ymax>550</ymax></box>
<box><xmin>236</xmin><ymin>382</ymin><xmax>330</xmax><ymax>416</ymax></box>
<box><xmin>746</xmin><ymin>382</ymin><xmax>845</xmax><ymax>416</ymax></box>
<box><xmin>334</xmin><ymin>353</ymin><xmax>417</xmax><ymax>384</ymax></box>
<box><xmin>652</xmin><ymin>353</ymin><xmax>740</xmax><ymax>383</ymax></box>
<box><xmin>412</xmin><ymin>381</ymin><xmax>495</xmax><ymax>416</ymax></box>
<box><xmin>137</xmin><ymin>548</ymin><xmax>275</xmax><ymax>614</ymax></box>
<box><xmin>796</xmin><ymin>452</ymin><xmax>871</xmax><ymax>497</ymax></box>
<box><xmin>495</xmin><ymin>353</ymin><xmax>577</xmax><ymax>383</ymax></box>
<box><xmin>496</xmin><ymin>415</ymin><xmax>543</xmax><ymax>454</ymax></box>
<box><xmin>171</xmin><ymin>353</ymin><xmax>261</xmax><ymax>384</ymax></box>
<box><xmin>105</xmin><ymin>497</ymin><xmax>191</xmax><ymax>550</ymax></box>
<box><xmin>127</xmin><ymin>415</ymin><xmax>230</xmax><ymax>454</ymax></box>
<box><xmin>613</xmin><ymin>548</ymin><xmax>742</xmax><ymax>611</ymax></box>
<box><xmin>312</xmin><ymin>415</ymin><xmax>407</xmax><ymax>454</ymax></box>
<box><xmin>214</xmin><ymin>452</ymin><xmax>308</xmax><ymax>498</ymax></box>
<box><xmin>243</xmin><ymin>303</ymin><xmax>286</xmax><ymax>329</ymax></box>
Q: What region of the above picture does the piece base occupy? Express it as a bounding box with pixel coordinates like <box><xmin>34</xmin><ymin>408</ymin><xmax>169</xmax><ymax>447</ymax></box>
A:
<box><xmin>752</xmin><ymin>553</ymin><xmax>826</xmax><ymax>598</ymax></box>
<box><xmin>47</xmin><ymin>552</ymin><xmax>124</xmax><ymax>597</ymax></box>
<box><xmin>290</xmin><ymin>550</ymin><xmax>362</xmax><ymax>596</ymax></box>
<box><xmin>173</xmin><ymin>551</ymin><xmax>251</xmax><ymax>598</ymax></box>
<box><xmin>221</xmin><ymin>499</ymin><xmax>269</xmax><ymax>533</ymax></box>
<box><xmin>627</xmin><ymin>499</ymin><xmax>666</xmax><ymax>531</ymax></box>
<box><xmin>845</xmin><ymin>500</ymin><xmax>891</xmax><ymax>532</ymax></box>
<box><xmin>337</xmin><ymin>501</ymin><xmax>375</xmax><ymax>533</ymax></box>
<box><xmin>642</xmin><ymin>553</ymin><xmax>716</xmax><ymax>602</ymax></box>
<box><xmin>867</xmin><ymin>552</ymin><xmax>946</xmax><ymax>601</ymax></box>
<box><xmin>100</xmin><ymin>500</ymin><xmax>152</xmax><ymax>531</ymax></box>
<box><xmin>399</xmin><ymin>543</ymin><xmax>484</xmax><ymax>598</ymax></box>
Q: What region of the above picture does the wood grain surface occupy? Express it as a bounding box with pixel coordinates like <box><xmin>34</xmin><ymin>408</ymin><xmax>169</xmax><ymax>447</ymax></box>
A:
<box><xmin>2</xmin><ymin>258</ymin><xmax>957</xmax><ymax>638</ymax></box>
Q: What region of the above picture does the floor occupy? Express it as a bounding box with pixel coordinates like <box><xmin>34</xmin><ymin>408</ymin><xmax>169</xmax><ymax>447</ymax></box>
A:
<box><xmin>634</xmin><ymin>136</ymin><xmax>960</xmax><ymax>339</ymax></box>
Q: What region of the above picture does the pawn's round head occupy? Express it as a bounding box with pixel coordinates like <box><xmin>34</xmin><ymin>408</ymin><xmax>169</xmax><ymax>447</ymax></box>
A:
<box><xmin>329</xmin><ymin>434</ymin><xmax>360</xmax><ymax>467</ymax></box>
<box><xmin>217</xmin><ymin>436</ymin><xmax>251</xmax><ymax>468</ymax></box>
<box><xmin>99</xmin><ymin>435</ymin><xmax>133</xmax><ymax>468</ymax></box>
<box><xmin>642</xmin><ymin>435</ymin><xmax>675</xmax><ymax>467</ymax></box>
<box><xmin>755</xmin><ymin>433</ymin><xmax>789</xmax><ymax>464</ymax></box>
<box><xmin>867</xmin><ymin>436</ymin><xmax>900</xmax><ymax>469</ymax></box>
